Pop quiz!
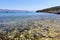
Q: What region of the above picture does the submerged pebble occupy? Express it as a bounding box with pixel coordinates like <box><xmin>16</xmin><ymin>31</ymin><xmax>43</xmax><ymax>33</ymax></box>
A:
<box><xmin>0</xmin><ymin>20</ymin><xmax>60</xmax><ymax>40</ymax></box>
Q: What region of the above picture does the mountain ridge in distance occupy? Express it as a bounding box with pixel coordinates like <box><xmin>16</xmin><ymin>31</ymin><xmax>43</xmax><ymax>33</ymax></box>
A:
<box><xmin>0</xmin><ymin>9</ymin><xmax>32</xmax><ymax>13</ymax></box>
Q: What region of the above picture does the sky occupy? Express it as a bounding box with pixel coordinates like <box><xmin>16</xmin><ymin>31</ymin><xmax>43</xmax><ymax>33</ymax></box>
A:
<box><xmin>0</xmin><ymin>0</ymin><xmax>60</xmax><ymax>11</ymax></box>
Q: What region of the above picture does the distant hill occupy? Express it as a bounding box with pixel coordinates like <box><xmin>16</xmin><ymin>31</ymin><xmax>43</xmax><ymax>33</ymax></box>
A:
<box><xmin>36</xmin><ymin>6</ymin><xmax>60</xmax><ymax>14</ymax></box>
<box><xmin>0</xmin><ymin>9</ymin><xmax>30</xmax><ymax>13</ymax></box>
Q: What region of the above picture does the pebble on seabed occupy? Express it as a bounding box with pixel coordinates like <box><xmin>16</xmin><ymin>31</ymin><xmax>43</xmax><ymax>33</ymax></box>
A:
<box><xmin>0</xmin><ymin>20</ymin><xmax>60</xmax><ymax>40</ymax></box>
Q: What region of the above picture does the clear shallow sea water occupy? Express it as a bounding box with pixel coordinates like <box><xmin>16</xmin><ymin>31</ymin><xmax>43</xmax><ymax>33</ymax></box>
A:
<box><xmin>0</xmin><ymin>12</ymin><xmax>60</xmax><ymax>31</ymax></box>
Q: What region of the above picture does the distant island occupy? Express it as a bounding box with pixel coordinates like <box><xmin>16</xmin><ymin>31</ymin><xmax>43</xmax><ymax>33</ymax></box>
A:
<box><xmin>0</xmin><ymin>9</ymin><xmax>31</xmax><ymax>13</ymax></box>
<box><xmin>36</xmin><ymin>6</ymin><xmax>60</xmax><ymax>14</ymax></box>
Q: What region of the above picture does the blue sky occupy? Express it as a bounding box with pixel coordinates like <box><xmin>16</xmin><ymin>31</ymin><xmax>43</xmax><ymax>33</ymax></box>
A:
<box><xmin>0</xmin><ymin>0</ymin><xmax>60</xmax><ymax>11</ymax></box>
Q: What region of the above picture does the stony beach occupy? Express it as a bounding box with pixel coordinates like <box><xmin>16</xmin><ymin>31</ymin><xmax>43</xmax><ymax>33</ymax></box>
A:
<box><xmin>0</xmin><ymin>19</ymin><xmax>60</xmax><ymax>40</ymax></box>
